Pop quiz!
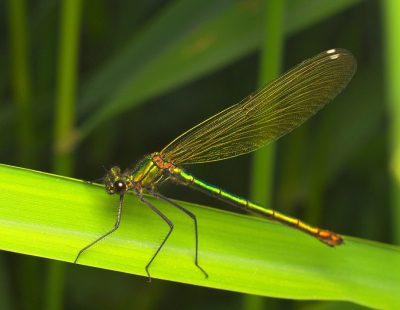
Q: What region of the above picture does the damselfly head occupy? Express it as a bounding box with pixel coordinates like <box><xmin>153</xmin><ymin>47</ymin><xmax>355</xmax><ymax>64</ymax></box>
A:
<box><xmin>104</xmin><ymin>166</ymin><xmax>123</xmax><ymax>195</ymax></box>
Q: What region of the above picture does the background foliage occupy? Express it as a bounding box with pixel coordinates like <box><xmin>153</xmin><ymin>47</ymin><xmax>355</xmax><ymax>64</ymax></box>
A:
<box><xmin>0</xmin><ymin>0</ymin><xmax>397</xmax><ymax>309</ymax></box>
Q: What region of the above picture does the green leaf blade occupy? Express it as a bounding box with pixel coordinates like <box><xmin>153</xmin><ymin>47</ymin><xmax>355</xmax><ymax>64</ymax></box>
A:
<box><xmin>0</xmin><ymin>164</ymin><xmax>398</xmax><ymax>309</ymax></box>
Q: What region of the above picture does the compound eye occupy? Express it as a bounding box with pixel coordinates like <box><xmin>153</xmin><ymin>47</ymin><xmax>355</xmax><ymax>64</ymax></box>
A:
<box><xmin>114</xmin><ymin>180</ymin><xmax>127</xmax><ymax>195</ymax></box>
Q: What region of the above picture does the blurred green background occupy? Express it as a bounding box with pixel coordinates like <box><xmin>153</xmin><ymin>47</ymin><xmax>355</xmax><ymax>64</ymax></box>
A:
<box><xmin>0</xmin><ymin>0</ymin><xmax>398</xmax><ymax>309</ymax></box>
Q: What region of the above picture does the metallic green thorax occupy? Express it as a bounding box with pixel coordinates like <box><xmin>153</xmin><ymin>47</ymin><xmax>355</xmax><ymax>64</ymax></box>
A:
<box><xmin>104</xmin><ymin>154</ymin><xmax>171</xmax><ymax>195</ymax></box>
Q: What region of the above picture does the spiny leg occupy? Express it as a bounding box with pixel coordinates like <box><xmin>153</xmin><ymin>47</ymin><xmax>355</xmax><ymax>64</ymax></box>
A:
<box><xmin>74</xmin><ymin>195</ymin><xmax>124</xmax><ymax>264</ymax></box>
<box><xmin>148</xmin><ymin>189</ymin><xmax>208</xmax><ymax>278</ymax></box>
<box><xmin>135</xmin><ymin>189</ymin><xmax>173</xmax><ymax>282</ymax></box>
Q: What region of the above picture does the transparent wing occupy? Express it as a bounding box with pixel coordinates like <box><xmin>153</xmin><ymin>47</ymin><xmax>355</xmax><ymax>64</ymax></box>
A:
<box><xmin>161</xmin><ymin>48</ymin><xmax>357</xmax><ymax>164</ymax></box>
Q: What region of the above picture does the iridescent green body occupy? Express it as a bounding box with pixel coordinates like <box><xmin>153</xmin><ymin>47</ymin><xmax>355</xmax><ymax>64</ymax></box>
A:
<box><xmin>105</xmin><ymin>152</ymin><xmax>342</xmax><ymax>246</ymax></box>
<box><xmin>75</xmin><ymin>49</ymin><xmax>357</xmax><ymax>280</ymax></box>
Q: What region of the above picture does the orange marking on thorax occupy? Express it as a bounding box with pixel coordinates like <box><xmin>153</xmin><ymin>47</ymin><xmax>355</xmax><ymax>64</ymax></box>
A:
<box><xmin>135</xmin><ymin>183</ymin><xmax>142</xmax><ymax>192</ymax></box>
<box><xmin>151</xmin><ymin>152</ymin><xmax>176</xmax><ymax>173</ymax></box>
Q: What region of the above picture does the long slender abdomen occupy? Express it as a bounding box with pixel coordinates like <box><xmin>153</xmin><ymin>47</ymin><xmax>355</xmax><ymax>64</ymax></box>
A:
<box><xmin>172</xmin><ymin>167</ymin><xmax>343</xmax><ymax>247</ymax></box>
